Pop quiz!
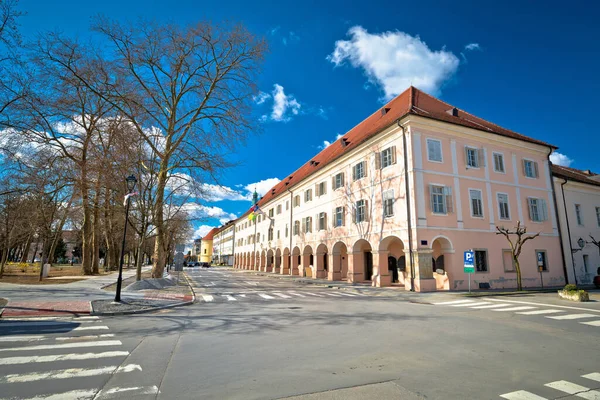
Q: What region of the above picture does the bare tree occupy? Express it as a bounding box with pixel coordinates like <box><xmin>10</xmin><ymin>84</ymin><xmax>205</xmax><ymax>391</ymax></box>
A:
<box><xmin>496</xmin><ymin>221</ymin><xmax>540</xmax><ymax>291</ymax></box>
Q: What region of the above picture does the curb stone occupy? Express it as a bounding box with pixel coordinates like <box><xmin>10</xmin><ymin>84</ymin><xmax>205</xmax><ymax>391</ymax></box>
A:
<box><xmin>91</xmin><ymin>272</ymin><xmax>196</xmax><ymax>316</ymax></box>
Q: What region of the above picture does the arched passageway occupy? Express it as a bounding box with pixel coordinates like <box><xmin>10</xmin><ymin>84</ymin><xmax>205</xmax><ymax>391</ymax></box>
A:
<box><xmin>331</xmin><ymin>242</ymin><xmax>348</xmax><ymax>281</ymax></box>
<box><xmin>282</xmin><ymin>248</ymin><xmax>290</xmax><ymax>275</ymax></box>
<box><xmin>302</xmin><ymin>245</ymin><xmax>314</xmax><ymax>278</ymax></box>
<box><xmin>379</xmin><ymin>236</ymin><xmax>406</xmax><ymax>287</ymax></box>
<box><xmin>315</xmin><ymin>243</ymin><xmax>328</xmax><ymax>279</ymax></box>
<box><xmin>260</xmin><ymin>250</ymin><xmax>266</xmax><ymax>272</ymax></box>
<box><xmin>351</xmin><ymin>239</ymin><xmax>373</xmax><ymax>282</ymax></box>
<box><xmin>275</xmin><ymin>248</ymin><xmax>282</xmax><ymax>274</ymax></box>
<box><xmin>291</xmin><ymin>247</ymin><xmax>301</xmax><ymax>276</ymax></box>
<box><xmin>432</xmin><ymin>236</ymin><xmax>453</xmax><ymax>290</ymax></box>
<box><xmin>266</xmin><ymin>249</ymin><xmax>274</xmax><ymax>273</ymax></box>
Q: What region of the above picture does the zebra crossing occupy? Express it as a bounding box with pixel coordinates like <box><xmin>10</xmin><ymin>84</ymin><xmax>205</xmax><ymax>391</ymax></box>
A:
<box><xmin>434</xmin><ymin>299</ymin><xmax>600</xmax><ymax>328</ymax></box>
<box><xmin>500</xmin><ymin>371</ymin><xmax>600</xmax><ymax>399</ymax></box>
<box><xmin>196</xmin><ymin>289</ymin><xmax>363</xmax><ymax>303</ymax></box>
<box><xmin>0</xmin><ymin>316</ymin><xmax>157</xmax><ymax>400</ymax></box>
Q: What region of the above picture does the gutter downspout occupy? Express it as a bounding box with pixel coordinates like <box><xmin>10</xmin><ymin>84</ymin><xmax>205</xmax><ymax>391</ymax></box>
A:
<box><xmin>559</xmin><ymin>177</ymin><xmax>578</xmax><ymax>285</ymax></box>
<box><xmin>397</xmin><ymin>119</ymin><xmax>415</xmax><ymax>291</ymax></box>
<box><xmin>288</xmin><ymin>189</ymin><xmax>294</xmax><ymax>275</ymax></box>
<box><xmin>548</xmin><ymin>154</ymin><xmax>570</xmax><ymax>285</ymax></box>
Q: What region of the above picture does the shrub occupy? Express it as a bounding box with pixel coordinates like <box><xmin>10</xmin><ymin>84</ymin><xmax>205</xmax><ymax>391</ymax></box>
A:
<box><xmin>563</xmin><ymin>284</ymin><xmax>578</xmax><ymax>292</ymax></box>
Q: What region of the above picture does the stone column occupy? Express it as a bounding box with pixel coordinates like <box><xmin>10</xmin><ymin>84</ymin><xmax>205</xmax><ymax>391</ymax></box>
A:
<box><xmin>281</xmin><ymin>254</ymin><xmax>290</xmax><ymax>275</ymax></box>
<box><xmin>373</xmin><ymin>250</ymin><xmax>391</xmax><ymax>287</ymax></box>
<box><xmin>315</xmin><ymin>251</ymin><xmax>327</xmax><ymax>279</ymax></box>
<box><xmin>291</xmin><ymin>254</ymin><xmax>300</xmax><ymax>276</ymax></box>
<box><xmin>348</xmin><ymin>251</ymin><xmax>365</xmax><ymax>282</ymax></box>
<box><xmin>328</xmin><ymin>253</ymin><xmax>340</xmax><ymax>281</ymax></box>
<box><xmin>414</xmin><ymin>248</ymin><xmax>436</xmax><ymax>292</ymax></box>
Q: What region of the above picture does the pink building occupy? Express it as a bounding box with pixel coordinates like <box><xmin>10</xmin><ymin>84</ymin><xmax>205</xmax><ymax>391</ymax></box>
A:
<box><xmin>232</xmin><ymin>87</ymin><xmax>566</xmax><ymax>291</ymax></box>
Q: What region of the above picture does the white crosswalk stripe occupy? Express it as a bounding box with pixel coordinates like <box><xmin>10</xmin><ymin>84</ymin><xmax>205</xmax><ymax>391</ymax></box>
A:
<box><xmin>470</xmin><ymin>304</ymin><xmax>512</xmax><ymax>309</ymax></box>
<box><xmin>516</xmin><ymin>309</ymin><xmax>562</xmax><ymax>315</ymax></box>
<box><xmin>492</xmin><ymin>306</ymin><xmax>537</xmax><ymax>312</ymax></box>
<box><xmin>546</xmin><ymin>313</ymin><xmax>597</xmax><ymax>320</ymax></box>
<box><xmin>0</xmin><ymin>316</ymin><xmax>150</xmax><ymax>400</ymax></box>
<box><xmin>500</xmin><ymin>371</ymin><xmax>600</xmax><ymax>399</ymax></box>
<box><xmin>258</xmin><ymin>293</ymin><xmax>275</xmax><ymax>299</ymax></box>
<box><xmin>433</xmin><ymin>299</ymin><xmax>475</xmax><ymax>305</ymax></box>
<box><xmin>452</xmin><ymin>302</ymin><xmax>492</xmax><ymax>307</ymax></box>
<box><xmin>580</xmin><ymin>320</ymin><xmax>600</xmax><ymax>327</ymax></box>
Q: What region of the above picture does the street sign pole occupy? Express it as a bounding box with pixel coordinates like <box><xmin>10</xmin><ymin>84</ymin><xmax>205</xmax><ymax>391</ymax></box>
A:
<box><xmin>463</xmin><ymin>249</ymin><xmax>475</xmax><ymax>294</ymax></box>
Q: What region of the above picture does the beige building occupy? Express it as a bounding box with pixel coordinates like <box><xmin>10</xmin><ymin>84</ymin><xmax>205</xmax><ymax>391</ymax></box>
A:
<box><xmin>199</xmin><ymin>228</ymin><xmax>218</xmax><ymax>264</ymax></box>
<box><xmin>553</xmin><ymin>165</ymin><xmax>600</xmax><ymax>285</ymax></box>
<box><xmin>232</xmin><ymin>87</ymin><xmax>567</xmax><ymax>291</ymax></box>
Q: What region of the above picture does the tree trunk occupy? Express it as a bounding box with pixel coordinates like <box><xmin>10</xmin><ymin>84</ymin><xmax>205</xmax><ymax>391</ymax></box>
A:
<box><xmin>151</xmin><ymin>163</ymin><xmax>168</xmax><ymax>278</ymax></box>
<box><xmin>135</xmin><ymin>234</ymin><xmax>145</xmax><ymax>281</ymax></box>
<box><xmin>80</xmin><ymin>171</ymin><xmax>93</xmax><ymax>275</ymax></box>
<box><xmin>0</xmin><ymin>244</ymin><xmax>8</xmax><ymax>277</ymax></box>
<box><xmin>514</xmin><ymin>256</ymin><xmax>522</xmax><ymax>291</ymax></box>
<box><xmin>91</xmin><ymin>194</ymin><xmax>101</xmax><ymax>274</ymax></box>
<box><xmin>38</xmin><ymin>237</ymin><xmax>51</xmax><ymax>281</ymax></box>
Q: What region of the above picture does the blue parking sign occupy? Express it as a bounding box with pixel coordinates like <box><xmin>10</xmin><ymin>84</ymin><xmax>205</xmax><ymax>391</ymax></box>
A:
<box><xmin>464</xmin><ymin>250</ymin><xmax>475</xmax><ymax>274</ymax></box>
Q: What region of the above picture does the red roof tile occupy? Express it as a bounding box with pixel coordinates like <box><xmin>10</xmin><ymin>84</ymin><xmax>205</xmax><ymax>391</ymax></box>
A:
<box><xmin>552</xmin><ymin>165</ymin><xmax>600</xmax><ymax>187</ymax></box>
<box><xmin>201</xmin><ymin>228</ymin><xmax>219</xmax><ymax>241</ymax></box>
<box><xmin>242</xmin><ymin>86</ymin><xmax>557</xmax><ymax>218</ymax></box>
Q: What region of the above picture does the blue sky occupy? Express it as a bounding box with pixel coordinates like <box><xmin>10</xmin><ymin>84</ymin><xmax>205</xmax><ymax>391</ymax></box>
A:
<box><xmin>20</xmin><ymin>0</ymin><xmax>600</xmax><ymax>239</ymax></box>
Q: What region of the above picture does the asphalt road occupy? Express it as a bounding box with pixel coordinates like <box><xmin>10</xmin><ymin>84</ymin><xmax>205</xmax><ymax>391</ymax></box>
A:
<box><xmin>1</xmin><ymin>267</ymin><xmax>599</xmax><ymax>400</ymax></box>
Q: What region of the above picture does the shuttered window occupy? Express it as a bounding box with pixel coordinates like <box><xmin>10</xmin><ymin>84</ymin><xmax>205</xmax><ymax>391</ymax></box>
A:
<box><xmin>333</xmin><ymin>173</ymin><xmax>345</xmax><ymax>190</ymax></box>
<box><xmin>378</xmin><ymin>146</ymin><xmax>397</xmax><ymax>169</ymax></box>
<box><xmin>430</xmin><ymin>185</ymin><xmax>453</xmax><ymax>214</ymax></box>
<box><xmin>523</xmin><ymin>159</ymin><xmax>539</xmax><ymax>178</ymax></box>
<box><xmin>469</xmin><ymin>189</ymin><xmax>484</xmax><ymax>218</ymax></box>
<box><xmin>353</xmin><ymin>161</ymin><xmax>366</xmax><ymax>181</ymax></box>
<box><xmin>334</xmin><ymin>206</ymin><xmax>345</xmax><ymax>227</ymax></box>
<box><xmin>497</xmin><ymin>193</ymin><xmax>510</xmax><ymax>220</ymax></box>
<box><xmin>427</xmin><ymin>139</ymin><xmax>442</xmax><ymax>162</ymax></box>
<box><xmin>527</xmin><ymin>198</ymin><xmax>548</xmax><ymax>222</ymax></box>
<box><xmin>383</xmin><ymin>190</ymin><xmax>394</xmax><ymax>217</ymax></box>
<box><xmin>355</xmin><ymin>199</ymin><xmax>367</xmax><ymax>222</ymax></box>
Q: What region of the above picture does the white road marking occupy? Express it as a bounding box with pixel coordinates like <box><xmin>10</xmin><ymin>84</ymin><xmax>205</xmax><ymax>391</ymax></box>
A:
<box><xmin>287</xmin><ymin>292</ymin><xmax>306</xmax><ymax>297</ymax></box>
<box><xmin>201</xmin><ymin>294</ymin><xmax>214</xmax><ymax>302</ymax></box>
<box><xmin>223</xmin><ymin>295</ymin><xmax>237</xmax><ymax>301</ymax></box>
<box><xmin>0</xmin><ymin>339</ymin><xmax>122</xmax><ymax>352</ymax></box>
<box><xmin>56</xmin><ymin>334</ymin><xmax>115</xmax><ymax>341</ymax></box>
<box><xmin>1</xmin><ymin>316</ymin><xmax>97</xmax><ymax>321</ymax></box>
<box><xmin>258</xmin><ymin>293</ymin><xmax>275</xmax><ymax>300</ymax></box>
<box><xmin>323</xmin><ymin>293</ymin><xmax>343</xmax><ymax>297</ymax></box>
<box><xmin>0</xmin><ymin>350</ymin><xmax>129</xmax><ymax>365</ymax></box>
<box><xmin>469</xmin><ymin>304</ymin><xmax>513</xmax><ymax>309</ymax></box>
<box><xmin>0</xmin><ymin>363</ymin><xmax>141</xmax><ymax>383</ymax></box>
<box><xmin>487</xmin><ymin>298</ymin><xmax>600</xmax><ymax>314</ymax></box>
<box><xmin>581</xmin><ymin>320</ymin><xmax>600</xmax><ymax>327</ymax></box>
<box><xmin>239</xmin><ymin>294</ymin><xmax>246</xmax><ymax>297</ymax></box>
<box><xmin>272</xmin><ymin>292</ymin><xmax>292</xmax><ymax>299</ymax></box>
<box><xmin>303</xmin><ymin>292</ymin><xmax>324</xmax><ymax>297</ymax></box>
<box><xmin>492</xmin><ymin>306</ymin><xmax>537</xmax><ymax>312</ymax></box>
<box><xmin>245</xmin><ymin>281</ymin><xmax>259</xmax><ymax>285</ymax></box>
<box><xmin>500</xmin><ymin>390</ymin><xmax>548</xmax><ymax>400</ymax></box>
<box><xmin>337</xmin><ymin>292</ymin><xmax>357</xmax><ymax>297</ymax></box>
<box><xmin>74</xmin><ymin>326</ymin><xmax>109</xmax><ymax>331</ymax></box>
<box><xmin>547</xmin><ymin>314</ymin><xmax>597</xmax><ymax>320</ymax></box>
<box><xmin>0</xmin><ymin>333</ymin><xmax>115</xmax><ymax>342</ymax></box>
<box><xmin>97</xmin><ymin>385</ymin><xmax>159</xmax><ymax>399</ymax></box>
<box><xmin>433</xmin><ymin>300</ymin><xmax>475</xmax><ymax>305</ymax></box>
<box><xmin>583</xmin><ymin>373</ymin><xmax>600</xmax><ymax>383</ymax></box>
<box><xmin>0</xmin><ymin>389</ymin><xmax>98</xmax><ymax>400</ymax></box>
<box><xmin>516</xmin><ymin>309</ymin><xmax>563</xmax><ymax>315</ymax></box>
<box><xmin>452</xmin><ymin>302</ymin><xmax>492</xmax><ymax>307</ymax></box>
<box><xmin>545</xmin><ymin>380</ymin><xmax>600</xmax><ymax>398</ymax></box>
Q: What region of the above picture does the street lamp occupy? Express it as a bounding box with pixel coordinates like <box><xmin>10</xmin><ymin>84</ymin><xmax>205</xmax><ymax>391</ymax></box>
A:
<box><xmin>577</xmin><ymin>237</ymin><xmax>586</xmax><ymax>250</ymax></box>
<box><xmin>115</xmin><ymin>175</ymin><xmax>137</xmax><ymax>302</ymax></box>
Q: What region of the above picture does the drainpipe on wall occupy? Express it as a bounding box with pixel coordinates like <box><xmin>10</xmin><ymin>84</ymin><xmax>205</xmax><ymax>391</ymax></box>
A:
<box><xmin>397</xmin><ymin>119</ymin><xmax>415</xmax><ymax>291</ymax></box>
<box><xmin>559</xmin><ymin>177</ymin><xmax>578</xmax><ymax>285</ymax></box>
<box><xmin>548</xmin><ymin>154</ymin><xmax>570</xmax><ymax>284</ymax></box>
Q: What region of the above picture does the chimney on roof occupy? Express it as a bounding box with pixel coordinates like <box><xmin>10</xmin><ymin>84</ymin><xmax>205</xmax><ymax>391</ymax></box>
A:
<box><xmin>381</xmin><ymin>107</ymin><xmax>391</xmax><ymax>116</ymax></box>
<box><xmin>446</xmin><ymin>107</ymin><xmax>459</xmax><ymax>117</ymax></box>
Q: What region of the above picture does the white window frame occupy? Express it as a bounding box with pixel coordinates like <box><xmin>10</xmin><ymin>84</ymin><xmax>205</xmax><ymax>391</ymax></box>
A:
<box><xmin>294</xmin><ymin>195</ymin><xmax>300</xmax><ymax>207</ymax></box>
<box><xmin>304</xmin><ymin>189</ymin><xmax>312</xmax><ymax>202</ymax></box>
<box><xmin>527</xmin><ymin>197</ymin><xmax>548</xmax><ymax>222</ymax></box>
<box><xmin>583</xmin><ymin>254</ymin><xmax>589</xmax><ymax>273</ymax></box>
<box><xmin>596</xmin><ymin>207</ymin><xmax>600</xmax><ymax>227</ymax></box>
<box><xmin>318</xmin><ymin>212</ymin><xmax>327</xmax><ymax>230</ymax></box>
<box><xmin>355</xmin><ymin>199</ymin><xmax>366</xmax><ymax>223</ymax></box>
<box><xmin>304</xmin><ymin>216</ymin><xmax>312</xmax><ymax>233</ymax></box>
<box><xmin>334</xmin><ymin>173</ymin><xmax>344</xmax><ymax>190</ymax></box>
<box><xmin>497</xmin><ymin>192</ymin><xmax>511</xmax><ymax>220</ymax></box>
<box><xmin>381</xmin><ymin>147</ymin><xmax>394</xmax><ymax>169</ymax></box>
<box><xmin>427</xmin><ymin>138</ymin><xmax>443</xmax><ymax>163</ymax></box>
<box><xmin>575</xmin><ymin>204</ymin><xmax>584</xmax><ymax>226</ymax></box>
<box><xmin>430</xmin><ymin>185</ymin><xmax>446</xmax><ymax>215</ymax></box>
<box><xmin>523</xmin><ymin>159</ymin><xmax>539</xmax><ymax>179</ymax></box>
<box><xmin>492</xmin><ymin>152</ymin><xmax>505</xmax><ymax>173</ymax></box>
<box><xmin>353</xmin><ymin>161</ymin><xmax>366</xmax><ymax>181</ymax></box>
<box><xmin>469</xmin><ymin>188</ymin><xmax>484</xmax><ymax>218</ymax></box>
<box><xmin>293</xmin><ymin>220</ymin><xmax>300</xmax><ymax>235</ymax></box>
<box><xmin>334</xmin><ymin>206</ymin><xmax>344</xmax><ymax>227</ymax></box>
<box><xmin>465</xmin><ymin>146</ymin><xmax>480</xmax><ymax>169</ymax></box>
<box><xmin>276</xmin><ymin>204</ymin><xmax>282</xmax><ymax>215</ymax></box>
<box><xmin>383</xmin><ymin>189</ymin><xmax>394</xmax><ymax>218</ymax></box>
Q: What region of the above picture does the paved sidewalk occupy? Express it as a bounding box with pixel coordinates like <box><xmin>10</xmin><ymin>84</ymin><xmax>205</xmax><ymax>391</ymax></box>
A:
<box><xmin>0</xmin><ymin>266</ymin><xmax>196</xmax><ymax>317</ymax></box>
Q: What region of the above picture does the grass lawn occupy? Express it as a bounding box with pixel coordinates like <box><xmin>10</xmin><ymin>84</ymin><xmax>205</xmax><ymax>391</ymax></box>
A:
<box><xmin>0</xmin><ymin>263</ymin><xmax>111</xmax><ymax>285</ymax></box>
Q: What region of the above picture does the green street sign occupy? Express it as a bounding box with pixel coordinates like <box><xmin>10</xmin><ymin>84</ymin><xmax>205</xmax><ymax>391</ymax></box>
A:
<box><xmin>464</xmin><ymin>266</ymin><xmax>475</xmax><ymax>274</ymax></box>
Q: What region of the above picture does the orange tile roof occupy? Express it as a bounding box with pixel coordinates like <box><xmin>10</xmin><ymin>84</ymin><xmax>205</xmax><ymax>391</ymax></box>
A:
<box><xmin>241</xmin><ymin>86</ymin><xmax>557</xmax><ymax>219</ymax></box>
<box><xmin>552</xmin><ymin>164</ymin><xmax>600</xmax><ymax>187</ymax></box>
<box><xmin>201</xmin><ymin>227</ymin><xmax>219</xmax><ymax>241</ymax></box>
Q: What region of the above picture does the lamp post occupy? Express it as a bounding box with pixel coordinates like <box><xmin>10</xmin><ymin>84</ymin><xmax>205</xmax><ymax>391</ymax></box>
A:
<box><xmin>115</xmin><ymin>175</ymin><xmax>137</xmax><ymax>302</ymax></box>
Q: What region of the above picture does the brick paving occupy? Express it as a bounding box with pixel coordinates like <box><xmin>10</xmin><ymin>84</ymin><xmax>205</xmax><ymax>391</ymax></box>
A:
<box><xmin>1</xmin><ymin>300</ymin><xmax>91</xmax><ymax>317</ymax></box>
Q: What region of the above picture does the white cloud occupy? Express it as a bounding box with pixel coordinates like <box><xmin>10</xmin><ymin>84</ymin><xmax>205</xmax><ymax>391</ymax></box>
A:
<box><xmin>319</xmin><ymin>133</ymin><xmax>344</xmax><ymax>149</ymax></box>
<box><xmin>550</xmin><ymin>152</ymin><xmax>574</xmax><ymax>167</ymax></box>
<box><xmin>328</xmin><ymin>26</ymin><xmax>460</xmax><ymax>100</ymax></box>
<box><xmin>178</xmin><ymin>203</ymin><xmax>237</xmax><ymax>222</ymax></box>
<box><xmin>244</xmin><ymin>177</ymin><xmax>281</xmax><ymax>198</ymax></box>
<box><xmin>192</xmin><ymin>225</ymin><xmax>215</xmax><ymax>239</ymax></box>
<box><xmin>271</xmin><ymin>84</ymin><xmax>301</xmax><ymax>122</ymax></box>
<box><xmin>464</xmin><ymin>43</ymin><xmax>481</xmax><ymax>51</ymax></box>
<box><xmin>253</xmin><ymin>91</ymin><xmax>270</xmax><ymax>105</ymax></box>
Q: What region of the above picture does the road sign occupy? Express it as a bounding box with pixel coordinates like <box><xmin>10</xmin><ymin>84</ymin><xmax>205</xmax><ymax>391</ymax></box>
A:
<box><xmin>464</xmin><ymin>250</ymin><xmax>475</xmax><ymax>274</ymax></box>
<box><xmin>537</xmin><ymin>252</ymin><xmax>544</xmax><ymax>267</ymax></box>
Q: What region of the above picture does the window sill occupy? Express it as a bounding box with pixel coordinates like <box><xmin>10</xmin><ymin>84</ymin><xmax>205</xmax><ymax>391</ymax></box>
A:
<box><xmin>471</xmin><ymin>215</ymin><xmax>485</xmax><ymax>219</ymax></box>
<box><xmin>432</xmin><ymin>212</ymin><xmax>448</xmax><ymax>216</ymax></box>
<box><xmin>494</xmin><ymin>170</ymin><xmax>506</xmax><ymax>174</ymax></box>
<box><xmin>427</xmin><ymin>159</ymin><xmax>443</xmax><ymax>164</ymax></box>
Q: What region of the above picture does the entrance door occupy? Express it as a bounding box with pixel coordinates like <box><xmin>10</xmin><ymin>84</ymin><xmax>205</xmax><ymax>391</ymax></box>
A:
<box><xmin>364</xmin><ymin>251</ymin><xmax>373</xmax><ymax>281</ymax></box>
<box><xmin>388</xmin><ymin>256</ymin><xmax>398</xmax><ymax>282</ymax></box>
